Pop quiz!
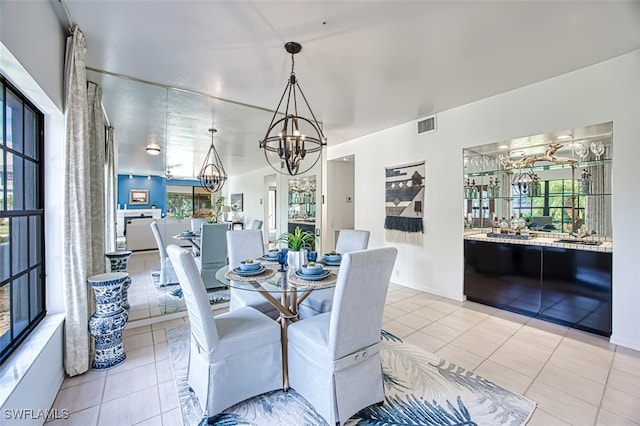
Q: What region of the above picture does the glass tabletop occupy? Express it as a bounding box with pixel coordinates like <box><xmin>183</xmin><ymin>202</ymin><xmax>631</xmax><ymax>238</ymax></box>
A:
<box><xmin>173</xmin><ymin>233</ymin><xmax>200</xmax><ymax>240</ymax></box>
<box><xmin>215</xmin><ymin>265</ymin><xmax>338</xmax><ymax>293</ymax></box>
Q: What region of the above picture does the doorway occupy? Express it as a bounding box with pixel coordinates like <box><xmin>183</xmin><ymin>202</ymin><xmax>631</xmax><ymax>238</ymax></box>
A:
<box><xmin>326</xmin><ymin>156</ymin><xmax>355</xmax><ymax>249</ymax></box>
<box><xmin>264</xmin><ymin>174</ymin><xmax>277</xmax><ymax>244</ymax></box>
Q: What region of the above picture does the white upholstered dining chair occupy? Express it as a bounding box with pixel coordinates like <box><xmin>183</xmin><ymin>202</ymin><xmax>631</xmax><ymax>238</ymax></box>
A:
<box><xmin>189</xmin><ymin>218</ymin><xmax>208</xmax><ymax>256</ymax></box>
<box><xmin>298</xmin><ymin>229</ymin><xmax>370</xmax><ymax>319</ymax></box>
<box><xmin>287</xmin><ymin>247</ymin><xmax>397</xmax><ymax>425</ymax></box>
<box><xmin>166</xmin><ymin>245</ymin><xmax>282</xmax><ymax>418</ymax></box>
<box><xmin>150</xmin><ymin>221</ymin><xmax>179</xmax><ymax>286</ymax></box>
<box><xmin>194</xmin><ymin>223</ymin><xmax>228</xmax><ymax>290</ymax></box>
<box><xmin>226</xmin><ymin>229</ymin><xmax>280</xmax><ymax>319</ymax></box>
<box><xmin>248</xmin><ymin>219</ymin><xmax>263</xmax><ymax>230</ymax></box>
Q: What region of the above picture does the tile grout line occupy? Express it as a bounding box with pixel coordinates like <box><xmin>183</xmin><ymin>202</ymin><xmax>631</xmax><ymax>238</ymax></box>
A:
<box><xmin>592</xmin><ymin>342</ymin><xmax>618</xmax><ymax>425</ymax></box>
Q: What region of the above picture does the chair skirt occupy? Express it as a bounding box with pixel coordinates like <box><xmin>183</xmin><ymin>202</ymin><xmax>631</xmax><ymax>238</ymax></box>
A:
<box><xmin>188</xmin><ymin>335</ymin><xmax>282</xmax><ymax>417</ymax></box>
<box><xmin>288</xmin><ymin>331</ymin><xmax>384</xmax><ymax>425</ymax></box>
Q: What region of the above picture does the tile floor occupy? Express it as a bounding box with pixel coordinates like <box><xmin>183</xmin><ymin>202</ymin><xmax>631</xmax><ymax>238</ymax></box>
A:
<box><xmin>47</xmin><ymin>252</ymin><xmax>640</xmax><ymax>426</ymax></box>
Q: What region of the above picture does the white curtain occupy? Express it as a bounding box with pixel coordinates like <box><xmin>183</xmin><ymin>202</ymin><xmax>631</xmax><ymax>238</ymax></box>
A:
<box><xmin>105</xmin><ymin>126</ymin><xmax>117</xmax><ymax>252</ymax></box>
<box><xmin>88</xmin><ymin>82</ymin><xmax>106</xmax><ymax>270</ymax></box>
<box><xmin>63</xmin><ymin>27</ymin><xmax>107</xmax><ymax>376</ymax></box>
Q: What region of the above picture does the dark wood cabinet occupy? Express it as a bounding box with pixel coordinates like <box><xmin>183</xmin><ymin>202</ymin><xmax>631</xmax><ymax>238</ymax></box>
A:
<box><xmin>464</xmin><ymin>239</ymin><xmax>611</xmax><ymax>336</ymax></box>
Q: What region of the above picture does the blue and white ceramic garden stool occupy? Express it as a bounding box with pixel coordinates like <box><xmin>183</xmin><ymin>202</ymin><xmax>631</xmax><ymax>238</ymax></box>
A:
<box><xmin>88</xmin><ymin>272</ymin><xmax>129</xmax><ymax>370</ymax></box>
<box><xmin>105</xmin><ymin>250</ymin><xmax>132</xmax><ymax>309</ymax></box>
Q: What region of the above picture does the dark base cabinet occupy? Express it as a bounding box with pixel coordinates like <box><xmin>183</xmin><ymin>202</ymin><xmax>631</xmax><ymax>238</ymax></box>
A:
<box><xmin>464</xmin><ymin>240</ymin><xmax>612</xmax><ymax>337</ymax></box>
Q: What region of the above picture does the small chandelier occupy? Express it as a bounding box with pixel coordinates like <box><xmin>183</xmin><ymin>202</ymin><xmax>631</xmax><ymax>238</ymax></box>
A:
<box><xmin>259</xmin><ymin>41</ymin><xmax>327</xmax><ymax>175</ymax></box>
<box><xmin>198</xmin><ymin>128</ymin><xmax>227</xmax><ymax>192</ymax></box>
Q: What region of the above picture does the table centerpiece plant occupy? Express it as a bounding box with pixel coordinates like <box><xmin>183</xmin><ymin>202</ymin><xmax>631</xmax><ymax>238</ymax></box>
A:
<box><xmin>276</xmin><ymin>226</ymin><xmax>315</xmax><ymax>270</ymax></box>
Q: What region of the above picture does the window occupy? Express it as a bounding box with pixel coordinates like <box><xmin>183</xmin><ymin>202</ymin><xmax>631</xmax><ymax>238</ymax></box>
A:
<box><xmin>0</xmin><ymin>76</ymin><xmax>46</xmax><ymax>364</ymax></box>
<box><xmin>166</xmin><ymin>185</ymin><xmax>212</xmax><ymax>218</ymax></box>
<box><xmin>511</xmin><ymin>179</ymin><xmax>584</xmax><ymax>233</ymax></box>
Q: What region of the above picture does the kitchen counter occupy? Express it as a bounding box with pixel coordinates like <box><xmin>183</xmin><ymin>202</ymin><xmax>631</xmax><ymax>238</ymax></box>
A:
<box><xmin>464</xmin><ymin>229</ymin><xmax>612</xmax><ymax>253</ymax></box>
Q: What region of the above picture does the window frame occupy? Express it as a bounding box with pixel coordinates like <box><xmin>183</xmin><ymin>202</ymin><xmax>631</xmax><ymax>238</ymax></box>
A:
<box><xmin>0</xmin><ymin>75</ymin><xmax>46</xmax><ymax>364</ymax></box>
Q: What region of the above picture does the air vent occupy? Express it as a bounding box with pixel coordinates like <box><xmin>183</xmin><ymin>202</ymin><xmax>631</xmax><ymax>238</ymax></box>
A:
<box><xmin>417</xmin><ymin>115</ymin><xmax>436</xmax><ymax>134</ymax></box>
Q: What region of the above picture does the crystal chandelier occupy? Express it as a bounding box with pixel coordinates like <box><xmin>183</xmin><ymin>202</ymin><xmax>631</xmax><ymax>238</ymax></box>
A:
<box><xmin>198</xmin><ymin>128</ymin><xmax>227</xmax><ymax>192</ymax></box>
<box><xmin>260</xmin><ymin>42</ymin><xmax>327</xmax><ymax>175</ymax></box>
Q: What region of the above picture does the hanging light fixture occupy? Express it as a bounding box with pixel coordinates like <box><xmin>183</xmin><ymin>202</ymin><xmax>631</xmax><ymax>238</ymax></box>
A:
<box><xmin>146</xmin><ymin>142</ymin><xmax>161</xmax><ymax>155</ymax></box>
<box><xmin>198</xmin><ymin>128</ymin><xmax>227</xmax><ymax>192</ymax></box>
<box><xmin>259</xmin><ymin>41</ymin><xmax>327</xmax><ymax>175</ymax></box>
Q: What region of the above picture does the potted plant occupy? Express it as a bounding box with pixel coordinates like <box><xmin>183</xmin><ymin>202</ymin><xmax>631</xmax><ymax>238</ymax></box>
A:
<box><xmin>208</xmin><ymin>196</ymin><xmax>226</xmax><ymax>224</ymax></box>
<box><xmin>276</xmin><ymin>226</ymin><xmax>315</xmax><ymax>269</ymax></box>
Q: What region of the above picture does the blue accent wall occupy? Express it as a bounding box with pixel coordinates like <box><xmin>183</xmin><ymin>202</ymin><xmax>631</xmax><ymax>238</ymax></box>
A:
<box><xmin>117</xmin><ymin>175</ymin><xmax>204</xmax><ymax>216</ymax></box>
<box><xmin>118</xmin><ymin>175</ymin><xmax>166</xmax><ymax>213</ymax></box>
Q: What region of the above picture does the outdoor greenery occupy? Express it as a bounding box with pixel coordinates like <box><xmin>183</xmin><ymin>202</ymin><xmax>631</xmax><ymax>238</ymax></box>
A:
<box><xmin>167</xmin><ymin>193</ymin><xmax>193</xmax><ymax>219</ymax></box>
<box><xmin>511</xmin><ymin>178</ymin><xmax>584</xmax><ymax>233</ymax></box>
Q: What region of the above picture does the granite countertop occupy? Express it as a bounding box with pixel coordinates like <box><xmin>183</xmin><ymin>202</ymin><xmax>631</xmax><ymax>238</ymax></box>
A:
<box><xmin>463</xmin><ymin>229</ymin><xmax>613</xmax><ymax>253</ymax></box>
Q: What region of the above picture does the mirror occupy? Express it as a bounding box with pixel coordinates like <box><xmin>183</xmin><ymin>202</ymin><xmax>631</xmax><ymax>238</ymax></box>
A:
<box><xmin>288</xmin><ymin>175</ymin><xmax>318</xmax><ymax>249</ymax></box>
<box><xmin>463</xmin><ymin>121</ymin><xmax>612</xmax><ymax>239</ymax></box>
<box><xmin>88</xmin><ymin>70</ymin><xmax>303</xmax><ymax>321</ymax></box>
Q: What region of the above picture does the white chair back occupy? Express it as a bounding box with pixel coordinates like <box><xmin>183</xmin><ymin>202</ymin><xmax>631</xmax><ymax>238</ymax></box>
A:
<box><xmin>150</xmin><ymin>221</ymin><xmax>169</xmax><ymax>259</ymax></box>
<box><xmin>150</xmin><ymin>221</ymin><xmax>179</xmax><ymax>285</ymax></box>
<box><xmin>200</xmin><ymin>223</ymin><xmax>228</xmax><ymax>269</ymax></box>
<box><xmin>167</xmin><ymin>245</ymin><xmax>219</xmax><ymax>357</ymax></box>
<box><xmin>191</xmin><ymin>218</ymin><xmax>208</xmax><ymax>234</ymax></box>
<box><xmin>329</xmin><ymin>247</ymin><xmax>397</xmax><ymax>360</ymax></box>
<box><xmin>227</xmin><ymin>229</ymin><xmax>265</xmax><ymax>268</ymax></box>
<box><xmin>335</xmin><ymin>229</ymin><xmax>370</xmax><ymax>254</ymax></box>
<box><xmin>248</xmin><ymin>219</ymin><xmax>263</xmax><ymax>230</ymax></box>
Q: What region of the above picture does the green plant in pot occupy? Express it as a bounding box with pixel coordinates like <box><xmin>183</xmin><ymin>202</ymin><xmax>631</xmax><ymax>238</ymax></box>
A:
<box><xmin>276</xmin><ymin>226</ymin><xmax>315</xmax><ymax>269</ymax></box>
<box><xmin>208</xmin><ymin>196</ymin><xmax>226</xmax><ymax>224</ymax></box>
<box><xmin>276</xmin><ymin>226</ymin><xmax>315</xmax><ymax>250</ymax></box>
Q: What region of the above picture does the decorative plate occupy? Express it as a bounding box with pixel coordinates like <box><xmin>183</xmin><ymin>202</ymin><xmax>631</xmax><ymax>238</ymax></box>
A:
<box><xmin>294</xmin><ymin>270</ymin><xmax>331</xmax><ymax>281</ymax></box>
<box><xmin>232</xmin><ymin>265</ymin><xmax>266</xmax><ymax>276</ymax></box>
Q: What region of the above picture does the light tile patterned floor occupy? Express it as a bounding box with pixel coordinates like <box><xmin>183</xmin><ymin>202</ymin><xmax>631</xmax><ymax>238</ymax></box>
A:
<box><xmin>47</xmin><ymin>253</ymin><xmax>640</xmax><ymax>425</ymax></box>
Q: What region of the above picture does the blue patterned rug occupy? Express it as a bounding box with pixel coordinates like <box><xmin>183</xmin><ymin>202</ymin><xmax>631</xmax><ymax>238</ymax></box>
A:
<box><xmin>167</xmin><ymin>325</ymin><xmax>536</xmax><ymax>425</ymax></box>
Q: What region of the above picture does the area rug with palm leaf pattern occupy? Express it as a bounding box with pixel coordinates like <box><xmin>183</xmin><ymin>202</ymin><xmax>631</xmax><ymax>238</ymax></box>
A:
<box><xmin>167</xmin><ymin>325</ymin><xmax>536</xmax><ymax>425</ymax></box>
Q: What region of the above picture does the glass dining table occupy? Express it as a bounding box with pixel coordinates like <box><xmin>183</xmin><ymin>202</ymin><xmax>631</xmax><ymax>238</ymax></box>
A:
<box><xmin>172</xmin><ymin>233</ymin><xmax>201</xmax><ymax>251</ymax></box>
<box><xmin>216</xmin><ymin>259</ymin><xmax>339</xmax><ymax>390</ymax></box>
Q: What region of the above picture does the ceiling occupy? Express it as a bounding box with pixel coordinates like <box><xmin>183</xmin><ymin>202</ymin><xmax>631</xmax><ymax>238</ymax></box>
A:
<box><xmin>59</xmin><ymin>1</ymin><xmax>640</xmax><ymax>179</ymax></box>
<box><xmin>463</xmin><ymin>121</ymin><xmax>613</xmax><ymax>159</ymax></box>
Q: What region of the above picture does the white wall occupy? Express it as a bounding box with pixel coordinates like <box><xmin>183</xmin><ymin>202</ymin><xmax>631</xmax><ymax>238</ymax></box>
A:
<box><xmin>326</xmin><ymin>160</ymin><xmax>355</xmax><ymax>249</ymax></box>
<box><xmin>1</xmin><ymin>0</ymin><xmax>68</xmax><ymax>418</ymax></box>
<box><xmin>225</xmin><ymin>165</ymin><xmax>274</xmax><ymax>239</ymax></box>
<box><xmin>0</xmin><ymin>0</ymin><xmax>65</xmax><ymax>111</ymax></box>
<box><xmin>328</xmin><ymin>51</ymin><xmax>640</xmax><ymax>350</ymax></box>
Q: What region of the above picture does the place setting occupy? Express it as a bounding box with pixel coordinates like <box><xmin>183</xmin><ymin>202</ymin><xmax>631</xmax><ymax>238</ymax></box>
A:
<box><xmin>289</xmin><ymin>261</ymin><xmax>337</xmax><ymax>287</ymax></box>
<box><xmin>320</xmin><ymin>251</ymin><xmax>342</xmax><ymax>267</ymax></box>
<box><xmin>259</xmin><ymin>248</ymin><xmax>282</xmax><ymax>265</ymax></box>
<box><xmin>224</xmin><ymin>259</ymin><xmax>276</xmax><ymax>281</ymax></box>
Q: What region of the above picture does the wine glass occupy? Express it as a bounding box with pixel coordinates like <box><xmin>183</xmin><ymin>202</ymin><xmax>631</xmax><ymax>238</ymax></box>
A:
<box><xmin>574</xmin><ymin>143</ymin><xmax>589</xmax><ymax>160</ymax></box>
<box><xmin>277</xmin><ymin>248</ymin><xmax>289</xmax><ymax>272</ymax></box>
<box><xmin>590</xmin><ymin>141</ymin><xmax>605</xmax><ymax>160</ymax></box>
